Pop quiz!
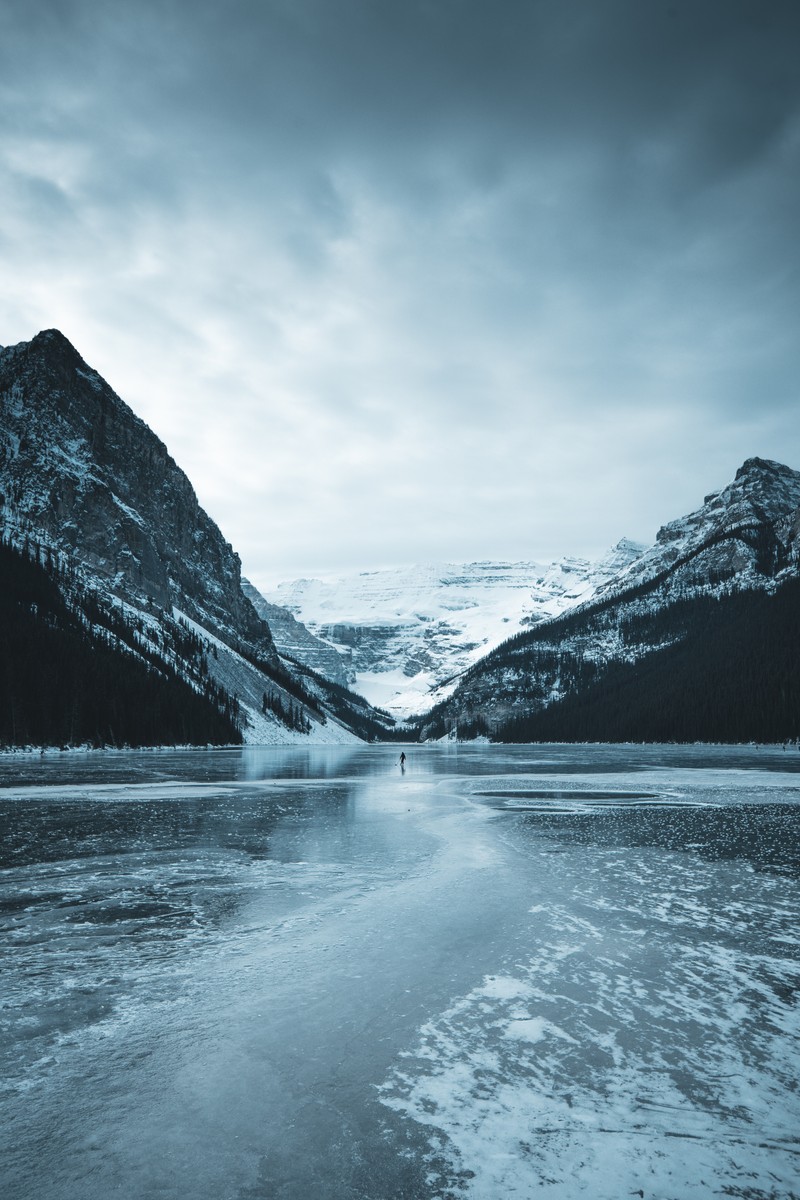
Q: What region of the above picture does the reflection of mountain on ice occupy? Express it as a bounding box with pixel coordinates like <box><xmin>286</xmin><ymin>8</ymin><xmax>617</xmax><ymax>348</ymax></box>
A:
<box><xmin>262</xmin><ymin>542</ymin><xmax>646</xmax><ymax>716</ymax></box>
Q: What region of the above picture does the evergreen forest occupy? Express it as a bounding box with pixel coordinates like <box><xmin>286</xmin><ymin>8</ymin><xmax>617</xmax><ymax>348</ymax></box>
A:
<box><xmin>493</xmin><ymin>578</ymin><xmax>800</xmax><ymax>744</ymax></box>
<box><xmin>0</xmin><ymin>538</ymin><xmax>242</xmax><ymax>748</ymax></box>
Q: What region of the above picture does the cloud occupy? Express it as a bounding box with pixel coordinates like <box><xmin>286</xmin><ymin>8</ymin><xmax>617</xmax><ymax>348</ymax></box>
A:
<box><xmin>1</xmin><ymin>0</ymin><xmax>799</xmax><ymax>585</ymax></box>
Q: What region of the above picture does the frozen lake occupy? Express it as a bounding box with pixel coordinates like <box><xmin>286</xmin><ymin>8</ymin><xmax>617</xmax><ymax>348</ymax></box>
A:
<box><xmin>1</xmin><ymin>743</ymin><xmax>799</xmax><ymax>1199</ymax></box>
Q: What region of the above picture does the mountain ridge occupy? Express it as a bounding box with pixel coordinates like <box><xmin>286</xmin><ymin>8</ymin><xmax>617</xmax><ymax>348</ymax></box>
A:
<box><xmin>590</xmin><ymin>456</ymin><xmax>800</xmax><ymax>605</ymax></box>
<box><xmin>0</xmin><ymin>329</ymin><xmax>269</xmax><ymax>649</ymax></box>
<box><xmin>3</xmin><ymin>328</ymin><xmax>797</xmax><ymax>747</ymax></box>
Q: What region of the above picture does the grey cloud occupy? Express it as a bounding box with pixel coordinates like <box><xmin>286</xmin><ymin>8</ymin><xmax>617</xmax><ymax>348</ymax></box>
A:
<box><xmin>1</xmin><ymin>0</ymin><xmax>799</xmax><ymax>582</ymax></box>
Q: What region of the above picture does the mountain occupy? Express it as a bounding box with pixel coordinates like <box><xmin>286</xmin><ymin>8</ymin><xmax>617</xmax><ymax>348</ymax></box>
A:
<box><xmin>5</xmin><ymin>329</ymin><xmax>794</xmax><ymax>748</ymax></box>
<box><xmin>0</xmin><ymin>536</ymin><xmax>242</xmax><ymax>748</ymax></box>
<box><xmin>0</xmin><ymin>330</ymin><xmax>387</xmax><ymax>747</ymax></box>
<box><xmin>491</xmin><ymin>580</ymin><xmax>800</xmax><ymax>745</ymax></box>
<box><xmin>262</xmin><ymin>541</ymin><xmax>646</xmax><ymax>716</ymax></box>
<box><xmin>0</xmin><ymin>330</ymin><xmax>267</xmax><ymax>647</ymax></box>
<box><xmin>418</xmin><ymin>457</ymin><xmax>800</xmax><ymax>744</ymax></box>
<box><xmin>592</xmin><ymin>457</ymin><xmax>800</xmax><ymax>602</ymax></box>
<box><xmin>241</xmin><ymin>578</ymin><xmax>351</xmax><ymax>688</ymax></box>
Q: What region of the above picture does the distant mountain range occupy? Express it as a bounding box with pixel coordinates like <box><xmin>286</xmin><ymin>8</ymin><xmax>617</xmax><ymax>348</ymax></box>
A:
<box><xmin>257</xmin><ymin>456</ymin><xmax>800</xmax><ymax>730</ymax></box>
<box><xmin>0</xmin><ymin>330</ymin><xmax>393</xmax><ymax>748</ymax></box>
<box><xmin>2</xmin><ymin>328</ymin><xmax>798</xmax><ymax>748</ymax></box>
<box><xmin>260</xmin><ymin>544</ymin><xmax>646</xmax><ymax>716</ymax></box>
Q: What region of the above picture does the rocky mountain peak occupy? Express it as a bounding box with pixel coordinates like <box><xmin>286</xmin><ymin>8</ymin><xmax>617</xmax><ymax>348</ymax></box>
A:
<box><xmin>596</xmin><ymin>538</ymin><xmax>647</xmax><ymax>572</ymax></box>
<box><xmin>735</xmin><ymin>456</ymin><xmax>797</xmax><ymax>482</ymax></box>
<box><xmin>592</xmin><ymin>456</ymin><xmax>800</xmax><ymax>606</ymax></box>
<box><xmin>0</xmin><ymin>329</ymin><xmax>274</xmax><ymax>657</ymax></box>
<box><xmin>3</xmin><ymin>328</ymin><xmax>96</xmax><ymax>393</ymax></box>
<box><xmin>653</xmin><ymin>457</ymin><xmax>800</xmax><ymax>545</ymax></box>
<box><xmin>30</xmin><ymin>327</ymin><xmax>80</xmax><ymax>354</ymax></box>
<box><xmin>726</xmin><ymin>457</ymin><xmax>800</xmax><ymax>525</ymax></box>
<box><xmin>730</xmin><ymin>456</ymin><xmax>800</xmax><ymax>499</ymax></box>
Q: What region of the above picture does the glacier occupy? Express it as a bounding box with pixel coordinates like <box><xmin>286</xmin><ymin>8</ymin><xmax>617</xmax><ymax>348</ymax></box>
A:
<box><xmin>262</xmin><ymin>541</ymin><xmax>646</xmax><ymax>716</ymax></box>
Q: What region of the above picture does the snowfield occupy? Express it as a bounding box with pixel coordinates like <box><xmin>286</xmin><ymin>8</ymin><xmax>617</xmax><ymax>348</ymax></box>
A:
<box><xmin>261</xmin><ymin>544</ymin><xmax>645</xmax><ymax>715</ymax></box>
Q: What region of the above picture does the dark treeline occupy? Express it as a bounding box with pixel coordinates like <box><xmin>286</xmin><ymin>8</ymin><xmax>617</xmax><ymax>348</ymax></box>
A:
<box><xmin>495</xmin><ymin>578</ymin><xmax>800</xmax><ymax>744</ymax></box>
<box><xmin>464</xmin><ymin>522</ymin><xmax>789</xmax><ymax>684</ymax></box>
<box><xmin>0</xmin><ymin>538</ymin><xmax>242</xmax><ymax>748</ymax></box>
<box><xmin>261</xmin><ymin>689</ymin><xmax>312</xmax><ymax>733</ymax></box>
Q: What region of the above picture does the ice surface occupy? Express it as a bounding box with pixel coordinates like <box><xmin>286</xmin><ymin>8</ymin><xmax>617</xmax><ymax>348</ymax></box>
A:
<box><xmin>0</xmin><ymin>743</ymin><xmax>798</xmax><ymax>1199</ymax></box>
<box><xmin>381</xmin><ymin>858</ymin><xmax>800</xmax><ymax>1198</ymax></box>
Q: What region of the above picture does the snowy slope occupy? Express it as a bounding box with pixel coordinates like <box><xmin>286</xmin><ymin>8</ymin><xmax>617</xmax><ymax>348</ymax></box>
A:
<box><xmin>264</xmin><ymin>541</ymin><xmax>646</xmax><ymax>716</ymax></box>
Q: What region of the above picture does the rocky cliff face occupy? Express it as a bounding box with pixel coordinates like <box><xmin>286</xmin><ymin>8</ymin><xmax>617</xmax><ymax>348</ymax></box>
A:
<box><xmin>592</xmin><ymin>457</ymin><xmax>800</xmax><ymax>603</ymax></box>
<box><xmin>241</xmin><ymin>579</ymin><xmax>351</xmax><ymax>688</ymax></box>
<box><xmin>0</xmin><ymin>329</ymin><xmax>272</xmax><ymax>655</ymax></box>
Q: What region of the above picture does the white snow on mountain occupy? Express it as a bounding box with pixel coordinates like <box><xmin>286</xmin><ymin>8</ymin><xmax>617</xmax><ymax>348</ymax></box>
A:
<box><xmin>415</xmin><ymin>456</ymin><xmax>800</xmax><ymax>737</ymax></box>
<box><xmin>263</xmin><ymin>541</ymin><xmax>646</xmax><ymax>716</ymax></box>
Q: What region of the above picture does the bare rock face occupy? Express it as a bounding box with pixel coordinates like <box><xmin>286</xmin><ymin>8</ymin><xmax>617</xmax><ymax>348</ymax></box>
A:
<box><xmin>593</xmin><ymin>456</ymin><xmax>800</xmax><ymax>602</ymax></box>
<box><xmin>0</xmin><ymin>329</ymin><xmax>274</xmax><ymax>658</ymax></box>
<box><xmin>241</xmin><ymin>579</ymin><xmax>351</xmax><ymax>688</ymax></box>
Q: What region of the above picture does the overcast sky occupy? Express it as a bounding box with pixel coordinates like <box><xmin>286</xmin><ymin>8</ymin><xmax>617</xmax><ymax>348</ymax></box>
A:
<box><xmin>1</xmin><ymin>1</ymin><xmax>798</xmax><ymax>590</ymax></box>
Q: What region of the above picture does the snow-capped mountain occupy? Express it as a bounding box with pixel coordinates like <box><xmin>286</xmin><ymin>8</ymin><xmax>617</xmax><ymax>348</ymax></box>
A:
<box><xmin>420</xmin><ymin>457</ymin><xmax>800</xmax><ymax>742</ymax></box>
<box><xmin>0</xmin><ymin>330</ymin><xmax>273</xmax><ymax>643</ymax></box>
<box><xmin>593</xmin><ymin>456</ymin><xmax>800</xmax><ymax>602</ymax></box>
<box><xmin>5</xmin><ymin>328</ymin><xmax>795</xmax><ymax>747</ymax></box>
<box><xmin>263</xmin><ymin>540</ymin><xmax>646</xmax><ymax>716</ymax></box>
<box><xmin>0</xmin><ymin>330</ymin><xmax>382</xmax><ymax>746</ymax></box>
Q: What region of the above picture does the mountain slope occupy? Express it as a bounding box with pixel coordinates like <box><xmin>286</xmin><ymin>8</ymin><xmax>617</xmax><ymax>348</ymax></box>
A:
<box><xmin>0</xmin><ymin>330</ymin><xmax>268</xmax><ymax>647</ymax></box>
<box><xmin>0</xmin><ymin>330</ymin><xmax>378</xmax><ymax>745</ymax></box>
<box><xmin>592</xmin><ymin>457</ymin><xmax>800</xmax><ymax>602</ymax></box>
<box><xmin>494</xmin><ymin>580</ymin><xmax>800</xmax><ymax>745</ymax></box>
<box><xmin>419</xmin><ymin>458</ymin><xmax>800</xmax><ymax>743</ymax></box>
